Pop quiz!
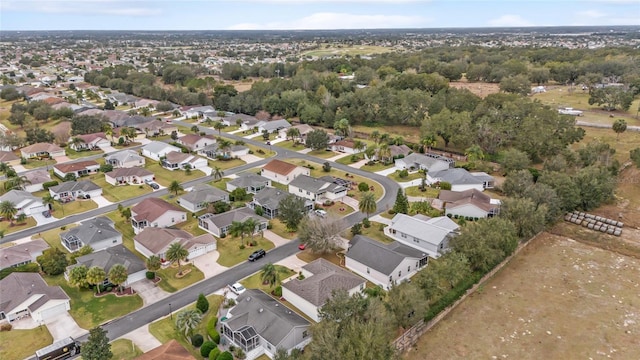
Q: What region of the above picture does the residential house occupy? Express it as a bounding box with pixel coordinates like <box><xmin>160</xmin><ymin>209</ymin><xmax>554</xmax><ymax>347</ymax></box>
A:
<box><xmin>345</xmin><ymin>235</ymin><xmax>429</xmax><ymax>290</ymax></box>
<box><xmin>176</xmin><ymin>134</ymin><xmax>217</xmax><ymax>152</ymax></box>
<box><xmin>161</xmin><ymin>151</ymin><xmax>208</xmax><ymax>171</ymax></box>
<box><xmin>256</xmin><ymin>119</ymin><xmax>291</xmax><ymax>134</ymax></box>
<box><xmin>278</xmin><ymin>124</ymin><xmax>314</xmax><ymax>143</ymax></box>
<box><xmin>130</xmin><ymin>197</ymin><xmax>187</xmax><ymax>234</ymax></box>
<box><xmin>220</xmin><ymin>289</ymin><xmax>311</xmax><ymax>359</ymax></box>
<box><xmin>226</xmin><ymin>174</ymin><xmax>271</xmax><ymax>194</ymax></box>
<box><xmin>182</xmin><ymin>105</ymin><xmax>216</xmax><ymax>119</ymax></box>
<box><xmin>389</xmin><ymin>144</ymin><xmax>413</xmax><ymax>159</ymax></box>
<box><xmin>281</xmin><ymin>259</ymin><xmax>365</xmax><ymax>322</ymax></box>
<box><xmin>20</xmin><ymin>143</ymin><xmax>65</xmax><ymax>159</ymax></box>
<box><xmin>65</xmin><ymin>245</ymin><xmax>146</xmax><ymax>287</ymax></box>
<box><xmin>53</xmin><ymin>160</ymin><xmax>100</xmax><ymax>179</ymax></box>
<box><xmin>136</xmin><ymin>120</ymin><xmax>177</xmax><ymax>137</ymax></box>
<box><xmin>227</xmin><ymin>113</ymin><xmax>260</xmax><ymax>130</ymax></box>
<box><xmin>394</xmin><ymin>153</ymin><xmax>450</xmax><ymax>172</ymax></box>
<box><xmin>134</xmin><ymin>340</ymin><xmax>195</xmax><ymax>360</ymax></box>
<box><xmin>0</xmin><ymin>151</ymin><xmax>20</xmax><ymax>166</ymax></box>
<box><xmin>105</xmin><ymin>150</ymin><xmax>145</xmax><ymax>168</ymax></box>
<box><xmin>330</xmin><ymin>139</ymin><xmax>363</xmax><ymax>154</ymax></box>
<box><xmin>199</xmin><ymin>143</ymin><xmax>249</xmax><ymax>159</ymax></box>
<box><xmin>384</xmin><ymin>214</ymin><xmax>460</xmax><ymax>259</ymax></box>
<box><xmin>134</xmin><ymin>99</ymin><xmax>160</xmax><ymax>109</ymax></box>
<box><xmin>105</xmin><ymin>167</ymin><xmax>154</xmax><ymax>186</ymax></box>
<box><xmin>288</xmin><ymin>175</ymin><xmax>348</xmax><ymax>203</ymax></box>
<box><xmin>68</xmin><ymin>132</ymin><xmax>109</xmax><ymax>151</ymax></box>
<box><xmin>249</xmin><ymin>187</ymin><xmax>313</xmax><ymax>219</ymax></box>
<box><xmin>427</xmin><ymin>168</ymin><xmax>493</xmax><ymax>192</ymax></box>
<box><xmin>198</xmin><ymin>207</ymin><xmax>268</xmax><ymax>238</ymax></box>
<box><xmin>134</xmin><ymin>228</ymin><xmax>216</xmax><ymax>261</ymax></box>
<box><xmin>49</xmin><ymin>180</ymin><xmax>102</xmax><ymax>201</ymax></box>
<box><xmin>178</xmin><ymin>184</ymin><xmax>229</xmax><ymax>213</ymax></box>
<box><xmin>0</xmin><ymin>190</ymin><xmax>49</xmax><ymax>217</ymax></box>
<box><xmin>0</xmin><ymin>273</ymin><xmax>70</xmax><ymax>323</ymax></box>
<box><xmin>23</xmin><ymin>169</ymin><xmax>52</xmax><ymax>193</ymax></box>
<box><xmin>261</xmin><ymin>159</ymin><xmax>310</xmax><ymax>185</ymax></box>
<box><xmin>438</xmin><ymin>189</ymin><xmax>500</xmax><ymax>219</ymax></box>
<box><xmin>0</xmin><ymin>239</ymin><xmax>49</xmax><ymax>271</ymax></box>
<box><xmin>470</xmin><ymin>172</ymin><xmax>495</xmax><ymax>189</ymax></box>
<box><xmin>141</xmin><ymin>141</ymin><xmax>181</xmax><ymax>161</ymax></box>
<box><xmin>60</xmin><ymin>216</ymin><xmax>122</xmax><ymax>252</ymax></box>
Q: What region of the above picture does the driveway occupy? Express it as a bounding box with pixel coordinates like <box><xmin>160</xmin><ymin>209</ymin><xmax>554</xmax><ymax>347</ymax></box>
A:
<box><xmin>199</xmin><ymin>166</ymin><xmax>213</xmax><ymax>176</ymax></box>
<box><xmin>325</xmin><ymin>152</ymin><xmax>351</xmax><ymax>162</ymax></box>
<box><xmin>370</xmin><ymin>214</ymin><xmax>392</xmax><ymax>226</ymax></box>
<box><xmin>275</xmin><ymin>254</ymin><xmax>309</xmax><ymax>276</ymax></box>
<box><xmin>399</xmin><ymin>178</ymin><xmax>423</xmax><ymax>188</ymax></box>
<box><xmin>54</xmin><ymin>156</ymin><xmax>72</xmax><ymax>164</ymax></box>
<box><xmin>375</xmin><ymin>167</ymin><xmax>397</xmax><ymax>176</ymax></box>
<box><xmin>239</xmin><ymin>154</ymin><xmax>262</xmax><ymax>164</ymax></box>
<box><xmin>32</xmin><ymin>211</ymin><xmax>57</xmax><ymax>225</ymax></box>
<box><xmin>297</xmin><ymin>148</ymin><xmax>312</xmax><ymax>154</ymax></box>
<box><xmin>100</xmin><ymin>145</ymin><xmax>118</xmax><ymax>153</ymax></box>
<box><xmin>92</xmin><ymin>195</ymin><xmax>113</xmax><ymax>208</ymax></box>
<box><xmin>118</xmin><ymin>325</ymin><xmax>162</xmax><ymax>352</ymax></box>
<box><xmin>262</xmin><ymin>230</ymin><xmax>290</xmax><ymax>247</ymax></box>
<box><xmin>44</xmin><ymin>313</ymin><xmax>87</xmax><ymax>342</ymax></box>
<box><xmin>130</xmin><ymin>279</ymin><xmax>171</xmax><ymax>306</ymax></box>
<box><xmin>191</xmin><ymin>251</ymin><xmax>228</xmax><ymax>279</ymax></box>
<box><xmin>349</xmin><ymin>159</ymin><xmax>368</xmax><ymax>169</ymax></box>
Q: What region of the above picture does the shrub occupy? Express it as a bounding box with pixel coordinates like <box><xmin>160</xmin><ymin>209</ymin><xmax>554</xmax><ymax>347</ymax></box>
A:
<box><xmin>239</xmin><ymin>244</ymin><xmax>245</xmax><ymax>250</ymax></box>
<box><xmin>398</xmin><ymin>169</ymin><xmax>409</xmax><ymax>178</ymax></box>
<box><xmin>100</xmin><ymin>164</ymin><xmax>113</xmax><ymax>173</ymax></box>
<box><xmin>350</xmin><ymin>154</ymin><xmax>359</xmax><ymax>163</ymax></box>
<box><xmin>322</xmin><ymin>162</ymin><xmax>331</xmax><ymax>172</ymax></box>
<box><xmin>220</xmin><ymin>233</ymin><xmax>226</xmax><ymax>238</ymax></box>
<box><xmin>424</xmin><ymin>273</ymin><xmax>483</xmax><ymax>322</ymax></box>
<box><xmin>351</xmin><ymin>223</ymin><xmax>362</xmax><ymax>236</ymax></box>
<box><xmin>323</xmin><ymin>200</ymin><xmax>333</xmax><ymax>206</ymax></box>
<box><xmin>267</xmin><ymin>222</ymin><xmax>273</xmax><ymax>230</ymax></box>
<box><xmin>42</xmin><ymin>180</ymin><xmax>59</xmax><ymax>190</ymax></box>
<box><xmin>191</xmin><ymin>334</ymin><xmax>204</xmax><ymax>347</ymax></box>
<box><xmin>210</xmin><ymin>328</ymin><xmax>220</xmax><ymax>344</ymax></box>
<box><xmin>216</xmin><ymin>351</ymin><xmax>233</xmax><ymax>360</ymax></box>
<box><xmin>196</xmin><ymin>293</ymin><xmax>209</xmax><ymax>313</ymax></box>
<box><xmin>250</xmin><ymin>240</ymin><xmax>257</xmax><ymax>247</ymax></box>
<box><xmin>362</xmin><ymin>218</ymin><xmax>370</xmax><ymax>228</ymax></box>
<box><xmin>60</xmin><ymin>226</ymin><xmax>66</xmax><ymax>230</ymax></box>
<box><xmin>200</xmin><ymin>341</ymin><xmax>216</xmax><ymax>357</ymax></box>
<box><xmin>0</xmin><ymin>323</ymin><xmax>12</xmax><ymax>331</ymax></box>
<box><xmin>255</xmin><ymin>206</ymin><xmax>264</xmax><ymax>216</ymax></box>
<box><xmin>273</xmin><ymin>286</ymin><xmax>282</xmax><ymax>297</ymax></box>
<box><xmin>20</xmin><ymin>157</ymin><xmax>27</xmax><ymax>165</ymax></box>
<box><xmin>297</xmin><ymin>271</ymin><xmax>305</xmax><ymax>280</ymax></box>
<box><xmin>208</xmin><ymin>348</ymin><xmax>221</xmax><ymax>360</ymax></box>
<box><xmin>631</xmin><ymin>148</ymin><xmax>640</xmax><ymax>168</ymax></box>
<box><xmin>233</xmin><ymin>347</ymin><xmax>246</xmax><ymax>360</ymax></box>
<box><xmin>358</xmin><ymin>182</ymin><xmax>369</xmax><ymax>192</ymax></box>
<box><xmin>378</xmin><ymin>223</ymin><xmax>385</xmax><ymax>231</ymax></box>
<box><xmin>145</xmin><ymin>271</ymin><xmax>155</xmax><ymax>280</ymax></box>
<box><xmin>439</xmin><ymin>181</ymin><xmax>452</xmax><ymax>190</ymax></box>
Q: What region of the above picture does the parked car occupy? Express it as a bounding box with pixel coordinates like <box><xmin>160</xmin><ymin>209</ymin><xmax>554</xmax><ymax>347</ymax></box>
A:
<box><xmin>42</xmin><ymin>210</ymin><xmax>51</xmax><ymax>218</ymax></box>
<box><xmin>148</xmin><ymin>182</ymin><xmax>160</xmax><ymax>190</ymax></box>
<box><xmin>314</xmin><ymin>209</ymin><xmax>327</xmax><ymax>217</ymax></box>
<box><xmin>298</xmin><ymin>243</ymin><xmax>306</xmax><ymax>250</ymax></box>
<box><xmin>248</xmin><ymin>249</ymin><xmax>266</xmax><ymax>261</ymax></box>
<box><xmin>228</xmin><ymin>283</ymin><xmax>246</xmax><ymax>295</ymax></box>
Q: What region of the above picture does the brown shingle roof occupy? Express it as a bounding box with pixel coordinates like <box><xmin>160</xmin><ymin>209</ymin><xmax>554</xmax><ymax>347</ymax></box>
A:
<box><xmin>0</xmin><ymin>151</ymin><xmax>19</xmax><ymax>162</ymax></box>
<box><xmin>21</xmin><ymin>143</ymin><xmax>63</xmax><ymax>154</ymax></box>
<box><xmin>135</xmin><ymin>340</ymin><xmax>195</xmax><ymax>360</ymax></box>
<box><xmin>134</xmin><ymin>228</ymin><xmax>192</xmax><ymax>254</ymax></box>
<box><xmin>75</xmin><ymin>132</ymin><xmax>107</xmax><ymax>143</ymax></box>
<box><xmin>263</xmin><ymin>159</ymin><xmax>298</xmax><ymax>176</ymax></box>
<box><xmin>54</xmin><ymin>160</ymin><xmax>99</xmax><ymax>174</ymax></box>
<box><xmin>131</xmin><ymin>198</ymin><xmax>184</xmax><ymax>222</ymax></box>
<box><xmin>165</xmin><ymin>151</ymin><xmax>191</xmax><ymax>163</ymax></box>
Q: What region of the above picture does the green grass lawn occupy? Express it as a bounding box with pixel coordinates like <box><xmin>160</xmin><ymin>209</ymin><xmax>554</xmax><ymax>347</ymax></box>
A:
<box><xmin>65</xmin><ymin>148</ymin><xmax>104</xmax><ymax>159</ymax></box>
<box><xmin>105</xmin><ymin>211</ymin><xmax>140</xmax><ymax>257</ymax></box>
<box><xmin>275</xmin><ymin>140</ymin><xmax>306</xmax><ymax>151</ymax></box>
<box><xmin>44</xmin><ymin>275</ymin><xmax>143</xmax><ymax>329</ymax></box>
<box><xmin>320</xmin><ymin>201</ymin><xmax>355</xmax><ymax>218</ymax></box>
<box><xmin>342</xmin><ymin>221</ymin><xmax>392</xmax><ymax>244</ymax></box>
<box><xmin>23</xmin><ymin>158</ymin><xmax>55</xmax><ymax>170</ymax></box>
<box><xmin>268</xmin><ymin>218</ymin><xmax>297</xmax><ymax>240</ymax></box>
<box><xmin>240</xmin><ymin>265</ymin><xmax>294</xmax><ymax>291</ymax></box>
<box><xmin>296</xmin><ymin>249</ymin><xmax>344</xmax><ymax>267</ymax></box>
<box><xmin>209</xmin><ymin>178</ymin><xmax>230</xmax><ymax>190</ymax></box>
<box><xmin>302</xmin><ymin>44</ymin><xmax>392</xmax><ymax>57</ymax></box>
<box><xmin>112</xmin><ymin>142</ymin><xmax>142</xmax><ymax>150</ymax></box>
<box><xmin>110</xmin><ymin>339</ymin><xmax>143</xmax><ymax>360</ymax></box>
<box><xmin>576</xmin><ymin>126</ymin><xmax>640</xmax><ymax>164</ymax></box>
<box><xmin>246</xmin><ymin>144</ymin><xmax>276</xmax><ymax>158</ymax></box>
<box><xmin>307</xmin><ymin>149</ymin><xmax>338</xmax><ymax>159</ymax></box>
<box><xmin>221</xmin><ymin>125</ymin><xmax>241</xmax><ymax>133</ymax></box>
<box><xmin>404</xmin><ymin>186</ymin><xmax>441</xmax><ymax>198</ymax></box>
<box><xmin>37</xmin><ymin>224</ymin><xmax>78</xmax><ymax>253</ymax></box>
<box><xmin>156</xmin><ymin>263</ymin><xmax>205</xmax><ymax>293</ymax></box>
<box><xmin>336</xmin><ymin>153</ymin><xmax>364</xmax><ymax>165</ymax></box>
<box><xmin>148</xmin><ymin>294</ymin><xmax>223</xmax><ymax>360</ymax></box>
<box><xmin>216</xmin><ymin>235</ymin><xmax>275</xmax><ymax>267</ymax></box>
<box><xmin>0</xmin><ymin>326</ymin><xmax>53</xmax><ymax>360</ymax></box>
<box><xmin>144</xmin><ymin>161</ymin><xmax>204</xmax><ymax>187</ymax></box>
<box><xmin>0</xmin><ymin>217</ymin><xmax>36</xmax><ymax>235</ymax></box>
<box><xmin>248</xmin><ymin>132</ymin><xmax>278</xmax><ymax>141</ymax></box>
<box><xmin>210</xmin><ymin>158</ymin><xmax>247</xmax><ymax>171</ymax></box>
<box><xmin>174</xmin><ymin>214</ymin><xmax>208</xmax><ymax>236</ymax></box>
<box><xmin>88</xmin><ymin>175</ymin><xmax>152</xmax><ymax>202</ymax></box>
<box><xmin>51</xmin><ymin>199</ymin><xmax>98</xmax><ymax>218</ymax></box>
<box><xmin>388</xmin><ymin>170</ymin><xmax>423</xmax><ymax>182</ymax></box>
<box><xmin>360</xmin><ymin>161</ymin><xmax>394</xmax><ymax>173</ymax></box>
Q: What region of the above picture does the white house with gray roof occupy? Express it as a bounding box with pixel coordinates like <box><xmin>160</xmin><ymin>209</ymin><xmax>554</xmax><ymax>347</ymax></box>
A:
<box><xmin>221</xmin><ymin>289</ymin><xmax>311</xmax><ymax>359</ymax></box>
<box><xmin>60</xmin><ymin>216</ymin><xmax>122</xmax><ymax>252</ymax></box>
<box><xmin>0</xmin><ymin>239</ymin><xmax>49</xmax><ymax>271</ymax></box>
<box><xmin>226</xmin><ymin>174</ymin><xmax>272</xmax><ymax>194</ymax></box>
<box><xmin>427</xmin><ymin>168</ymin><xmax>493</xmax><ymax>192</ymax></box>
<box><xmin>0</xmin><ymin>273</ymin><xmax>70</xmax><ymax>323</ymax></box>
<box><xmin>384</xmin><ymin>214</ymin><xmax>460</xmax><ymax>259</ymax></box>
<box><xmin>141</xmin><ymin>141</ymin><xmax>181</xmax><ymax>161</ymax></box>
<box><xmin>0</xmin><ymin>190</ymin><xmax>49</xmax><ymax>217</ymax></box>
<box><xmin>198</xmin><ymin>207</ymin><xmax>268</xmax><ymax>238</ymax></box>
<box><xmin>394</xmin><ymin>153</ymin><xmax>451</xmax><ymax>172</ymax></box>
<box><xmin>288</xmin><ymin>175</ymin><xmax>348</xmax><ymax>203</ymax></box>
<box><xmin>105</xmin><ymin>150</ymin><xmax>145</xmax><ymax>168</ymax></box>
<box><xmin>178</xmin><ymin>184</ymin><xmax>229</xmax><ymax>213</ymax></box>
<box><xmin>249</xmin><ymin>188</ymin><xmax>313</xmax><ymax>219</ymax></box>
<box><xmin>256</xmin><ymin>119</ymin><xmax>291</xmax><ymax>134</ymax></box>
<box><xmin>345</xmin><ymin>235</ymin><xmax>428</xmax><ymax>290</ymax></box>
<box><xmin>49</xmin><ymin>180</ymin><xmax>102</xmax><ymax>201</ymax></box>
<box><xmin>282</xmin><ymin>259</ymin><xmax>365</xmax><ymax>322</ymax></box>
<box><xmin>65</xmin><ymin>245</ymin><xmax>146</xmax><ymax>287</ymax></box>
<box><xmin>23</xmin><ymin>169</ymin><xmax>52</xmax><ymax>193</ymax></box>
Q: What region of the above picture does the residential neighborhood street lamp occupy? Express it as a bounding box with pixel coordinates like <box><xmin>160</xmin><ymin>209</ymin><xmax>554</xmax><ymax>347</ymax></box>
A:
<box><xmin>169</xmin><ymin>303</ymin><xmax>173</xmax><ymax>320</ymax></box>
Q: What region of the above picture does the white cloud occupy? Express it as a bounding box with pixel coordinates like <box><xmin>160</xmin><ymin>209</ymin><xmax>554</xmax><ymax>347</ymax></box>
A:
<box><xmin>487</xmin><ymin>15</ymin><xmax>534</xmax><ymax>27</ymax></box>
<box><xmin>577</xmin><ymin>10</ymin><xmax>607</xmax><ymax>18</ymax></box>
<box><xmin>228</xmin><ymin>12</ymin><xmax>428</xmax><ymax>30</ymax></box>
<box><xmin>1</xmin><ymin>0</ymin><xmax>161</xmax><ymax>16</ymax></box>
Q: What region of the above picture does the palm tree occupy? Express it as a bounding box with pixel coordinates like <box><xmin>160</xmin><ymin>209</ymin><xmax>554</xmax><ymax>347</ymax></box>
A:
<box><xmin>4</xmin><ymin>175</ymin><xmax>31</xmax><ymax>191</ymax></box>
<box><xmin>286</xmin><ymin>127</ymin><xmax>301</xmax><ymax>142</ymax></box>
<box><xmin>353</xmin><ymin>140</ymin><xmax>366</xmax><ymax>154</ymax></box>
<box><xmin>190</xmin><ymin>125</ymin><xmax>199</xmax><ymax>133</ymax></box>
<box><xmin>0</xmin><ymin>201</ymin><xmax>17</xmax><ymax>225</ymax></box>
<box><xmin>228</xmin><ymin>221</ymin><xmax>246</xmax><ymax>245</ymax></box>
<box><xmin>140</xmin><ymin>107</ymin><xmax>151</xmax><ymax>117</ymax></box>
<box><xmin>71</xmin><ymin>137</ymin><xmax>85</xmax><ymax>151</ymax></box>
<box><xmin>378</xmin><ymin>143</ymin><xmax>391</xmax><ymax>164</ymax></box>
<box><xmin>465</xmin><ymin>144</ymin><xmax>485</xmax><ymax>163</ymax></box>
<box><xmin>364</xmin><ymin>145</ymin><xmax>377</xmax><ymax>161</ymax></box>
<box><xmin>260</xmin><ymin>263</ymin><xmax>287</xmax><ymax>288</ymax></box>
<box><xmin>212</xmin><ymin>166</ymin><xmax>224</xmax><ymax>182</ymax></box>
<box><xmin>108</xmin><ymin>264</ymin><xmax>129</xmax><ymax>294</ymax></box>
<box><xmin>217</xmin><ymin>139</ymin><xmax>232</xmax><ymax>158</ymax></box>
<box><xmin>86</xmin><ymin>266</ymin><xmax>106</xmax><ymax>294</ymax></box>
<box><xmin>43</xmin><ymin>194</ymin><xmax>55</xmax><ymax>211</ymax></box>
<box><xmin>103</xmin><ymin>124</ymin><xmax>114</xmax><ymax>144</ymax></box>
<box><xmin>168</xmin><ymin>180</ymin><xmax>184</xmax><ymax>196</ymax></box>
<box><xmin>612</xmin><ymin>119</ymin><xmax>627</xmax><ymax>140</ymax></box>
<box><xmin>146</xmin><ymin>255</ymin><xmax>162</xmax><ymax>279</ymax></box>
<box><xmin>0</xmin><ymin>162</ymin><xmax>10</xmax><ymax>174</ymax></box>
<box><xmin>175</xmin><ymin>309</ymin><xmax>203</xmax><ymax>338</ymax></box>
<box><xmin>16</xmin><ymin>213</ymin><xmax>26</xmax><ymax>224</ymax></box>
<box><xmin>213</xmin><ymin>122</ymin><xmax>225</xmax><ymax>134</ymax></box>
<box><xmin>235</xmin><ymin>118</ymin><xmax>243</xmax><ymax>127</ymax></box>
<box><xmin>166</xmin><ymin>242</ymin><xmax>189</xmax><ymax>275</ymax></box>
<box><xmin>359</xmin><ymin>192</ymin><xmax>377</xmax><ymax>219</ymax></box>
<box><xmin>379</xmin><ymin>133</ymin><xmax>390</xmax><ymax>145</ymax></box>
<box><xmin>370</xmin><ymin>130</ymin><xmax>380</xmax><ymax>144</ymax></box>
<box><xmin>243</xmin><ymin>218</ymin><xmax>259</xmax><ymax>242</ymax></box>
<box><xmin>68</xmin><ymin>265</ymin><xmax>89</xmax><ymax>288</ymax></box>
<box><xmin>421</xmin><ymin>134</ymin><xmax>437</xmax><ymax>154</ymax></box>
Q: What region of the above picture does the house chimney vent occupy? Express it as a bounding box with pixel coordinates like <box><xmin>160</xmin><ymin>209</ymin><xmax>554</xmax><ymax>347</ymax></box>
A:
<box><xmin>259</xmin><ymin>308</ymin><xmax>263</xmax><ymax>313</ymax></box>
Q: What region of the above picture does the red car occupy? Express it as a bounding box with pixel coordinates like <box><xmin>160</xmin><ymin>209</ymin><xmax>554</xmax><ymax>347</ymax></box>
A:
<box><xmin>298</xmin><ymin>243</ymin><xmax>306</xmax><ymax>250</ymax></box>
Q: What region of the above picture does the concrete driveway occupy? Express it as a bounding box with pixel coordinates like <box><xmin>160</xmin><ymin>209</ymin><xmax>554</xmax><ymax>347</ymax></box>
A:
<box><xmin>99</xmin><ymin>145</ymin><xmax>118</xmax><ymax>153</ymax></box>
<box><xmin>130</xmin><ymin>279</ymin><xmax>171</xmax><ymax>306</ymax></box>
<box><xmin>32</xmin><ymin>211</ymin><xmax>57</xmax><ymax>225</ymax></box>
<box><xmin>375</xmin><ymin>167</ymin><xmax>397</xmax><ymax>176</ymax></box>
<box><xmin>118</xmin><ymin>325</ymin><xmax>162</xmax><ymax>352</ymax></box>
<box><xmin>45</xmin><ymin>313</ymin><xmax>87</xmax><ymax>342</ymax></box>
<box><xmin>199</xmin><ymin>166</ymin><xmax>213</xmax><ymax>176</ymax></box>
<box><xmin>192</xmin><ymin>251</ymin><xmax>228</xmax><ymax>279</ymax></box>
<box><xmin>54</xmin><ymin>156</ymin><xmax>72</xmax><ymax>164</ymax></box>
<box><xmin>239</xmin><ymin>154</ymin><xmax>262</xmax><ymax>164</ymax></box>
<box><xmin>92</xmin><ymin>195</ymin><xmax>113</xmax><ymax>208</ymax></box>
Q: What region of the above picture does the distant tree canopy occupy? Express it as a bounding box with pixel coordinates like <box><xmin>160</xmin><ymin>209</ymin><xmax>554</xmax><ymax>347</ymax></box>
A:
<box><xmin>71</xmin><ymin>114</ymin><xmax>108</xmax><ymax>135</ymax></box>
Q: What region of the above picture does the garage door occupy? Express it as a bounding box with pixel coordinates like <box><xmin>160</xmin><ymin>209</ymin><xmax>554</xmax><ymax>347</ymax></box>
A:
<box><xmin>189</xmin><ymin>248</ymin><xmax>206</xmax><ymax>259</ymax></box>
<box><xmin>38</xmin><ymin>302</ymin><xmax>69</xmax><ymax>321</ymax></box>
<box><xmin>26</xmin><ymin>204</ymin><xmax>48</xmax><ymax>216</ymax></box>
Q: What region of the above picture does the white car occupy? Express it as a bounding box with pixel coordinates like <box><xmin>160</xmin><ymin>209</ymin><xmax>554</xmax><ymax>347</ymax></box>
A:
<box><xmin>314</xmin><ymin>209</ymin><xmax>327</xmax><ymax>217</ymax></box>
<box><xmin>228</xmin><ymin>283</ymin><xmax>246</xmax><ymax>295</ymax></box>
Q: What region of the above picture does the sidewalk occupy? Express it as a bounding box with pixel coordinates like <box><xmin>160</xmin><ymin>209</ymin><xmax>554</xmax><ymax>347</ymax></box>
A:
<box><xmin>370</xmin><ymin>214</ymin><xmax>392</xmax><ymax>226</ymax></box>
<box><xmin>118</xmin><ymin>324</ymin><xmax>162</xmax><ymax>352</ymax></box>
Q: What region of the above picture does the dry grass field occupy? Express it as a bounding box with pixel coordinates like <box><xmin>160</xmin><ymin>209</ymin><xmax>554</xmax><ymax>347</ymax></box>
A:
<box><xmin>450</xmin><ymin>81</ymin><xmax>500</xmax><ymax>98</ymax></box>
<box><xmin>405</xmin><ymin>232</ymin><xmax>640</xmax><ymax>360</ymax></box>
<box><xmin>302</xmin><ymin>45</ymin><xmax>393</xmax><ymax>58</ymax></box>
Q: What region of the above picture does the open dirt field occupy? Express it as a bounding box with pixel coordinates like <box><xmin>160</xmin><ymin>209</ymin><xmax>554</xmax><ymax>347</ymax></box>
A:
<box><xmin>302</xmin><ymin>45</ymin><xmax>393</xmax><ymax>57</ymax></box>
<box><xmin>405</xmin><ymin>232</ymin><xmax>640</xmax><ymax>360</ymax></box>
<box><xmin>450</xmin><ymin>81</ymin><xmax>500</xmax><ymax>98</ymax></box>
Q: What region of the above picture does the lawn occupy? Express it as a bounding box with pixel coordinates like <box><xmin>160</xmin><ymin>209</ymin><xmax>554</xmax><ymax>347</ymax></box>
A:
<box><xmin>210</xmin><ymin>158</ymin><xmax>247</xmax><ymax>171</ymax></box>
<box><xmin>296</xmin><ymin>249</ymin><xmax>344</xmax><ymax>267</ymax></box>
<box><xmin>0</xmin><ymin>217</ymin><xmax>36</xmax><ymax>235</ymax></box>
<box><xmin>65</xmin><ymin>148</ymin><xmax>104</xmax><ymax>159</ymax></box>
<box><xmin>387</xmin><ymin>170</ymin><xmax>423</xmax><ymax>182</ymax></box>
<box><xmin>268</xmin><ymin>218</ymin><xmax>297</xmax><ymax>240</ymax></box>
<box><xmin>302</xmin><ymin>44</ymin><xmax>392</xmax><ymax>57</ymax></box>
<box><xmin>404</xmin><ymin>186</ymin><xmax>440</xmax><ymax>198</ymax></box>
<box><xmin>144</xmin><ymin>161</ymin><xmax>204</xmax><ymax>187</ymax></box>
<box><xmin>89</xmin><ymin>176</ymin><xmax>152</xmax><ymax>202</ymax></box>
<box><xmin>105</xmin><ymin>211</ymin><xmax>139</xmax><ymax>255</ymax></box>
<box><xmin>275</xmin><ymin>140</ymin><xmax>306</xmax><ymax>151</ymax></box>
<box><xmin>156</xmin><ymin>263</ymin><xmax>205</xmax><ymax>293</ymax></box>
<box><xmin>307</xmin><ymin>149</ymin><xmax>338</xmax><ymax>159</ymax></box>
<box><xmin>208</xmin><ymin>178</ymin><xmax>230</xmax><ymax>190</ymax></box>
<box><xmin>240</xmin><ymin>264</ymin><xmax>295</xmax><ymax>292</ymax></box>
<box><xmin>222</xmin><ymin>125</ymin><xmax>241</xmax><ymax>133</ymax></box>
<box><xmin>352</xmin><ymin>124</ymin><xmax>423</xmax><ymax>145</ymax></box>
<box><xmin>336</xmin><ymin>153</ymin><xmax>364</xmax><ymax>165</ymax></box>
<box><xmin>112</xmin><ymin>142</ymin><xmax>142</xmax><ymax>150</ymax></box>
<box><xmin>0</xmin><ymin>326</ymin><xmax>53</xmax><ymax>360</ymax></box>
<box><xmin>342</xmin><ymin>221</ymin><xmax>392</xmax><ymax>244</ymax></box>
<box><xmin>361</xmin><ymin>161</ymin><xmax>394</xmax><ymax>173</ymax></box>
<box><xmin>216</xmin><ymin>235</ymin><xmax>275</xmax><ymax>267</ymax></box>
<box><xmin>37</xmin><ymin>224</ymin><xmax>79</xmax><ymax>253</ymax></box>
<box><xmin>110</xmin><ymin>339</ymin><xmax>143</xmax><ymax>360</ymax></box>
<box><xmin>318</xmin><ymin>200</ymin><xmax>355</xmax><ymax>218</ymax></box>
<box><xmin>174</xmin><ymin>214</ymin><xmax>208</xmax><ymax>236</ymax></box>
<box><xmin>148</xmin><ymin>294</ymin><xmax>223</xmax><ymax>360</ymax></box>
<box><xmin>575</xmin><ymin>126</ymin><xmax>640</xmax><ymax>164</ymax></box>
<box><xmin>51</xmin><ymin>199</ymin><xmax>98</xmax><ymax>218</ymax></box>
<box><xmin>248</xmin><ymin>132</ymin><xmax>278</xmax><ymax>141</ymax></box>
<box><xmin>246</xmin><ymin>144</ymin><xmax>276</xmax><ymax>158</ymax></box>
<box><xmin>45</xmin><ymin>274</ymin><xmax>143</xmax><ymax>329</ymax></box>
<box><xmin>23</xmin><ymin>158</ymin><xmax>56</xmax><ymax>170</ymax></box>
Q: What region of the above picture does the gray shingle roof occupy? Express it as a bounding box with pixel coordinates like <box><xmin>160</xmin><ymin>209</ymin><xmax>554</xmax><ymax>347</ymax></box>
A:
<box><xmin>228</xmin><ymin>174</ymin><xmax>270</xmax><ymax>188</ymax></box>
<box><xmin>0</xmin><ymin>189</ymin><xmax>40</xmax><ymax>205</ymax></box>
<box><xmin>0</xmin><ymin>273</ymin><xmax>69</xmax><ymax>315</ymax></box>
<box><xmin>252</xmin><ymin>187</ymin><xmax>290</xmax><ymax>210</ymax></box>
<box><xmin>49</xmin><ymin>180</ymin><xmax>100</xmax><ymax>194</ymax></box>
<box><xmin>67</xmin><ymin>244</ymin><xmax>145</xmax><ymax>276</ymax></box>
<box><xmin>428</xmin><ymin>168</ymin><xmax>484</xmax><ymax>185</ymax></box>
<box><xmin>347</xmin><ymin>235</ymin><xmax>426</xmax><ymax>276</ymax></box>
<box><xmin>288</xmin><ymin>175</ymin><xmax>347</xmax><ymax>194</ymax></box>
<box><xmin>402</xmin><ymin>153</ymin><xmax>450</xmax><ymax>169</ymax></box>
<box><xmin>142</xmin><ymin>141</ymin><xmax>180</xmax><ymax>155</ymax></box>
<box><xmin>200</xmin><ymin>207</ymin><xmax>268</xmax><ymax>229</ymax></box>
<box><xmin>180</xmin><ymin>184</ymin><xmax>228</xmax><ymax>204</ymax></box>
<box><xmin>282</xmin><ymin>259</ymin><xmax>365</xmax><ymax>307</ymax></box>
<box><xmin>60</xmin><ymin>216</ymin><xmax>120</xmax><ymax>246</ymax></box>
<box><xmin>389</xmin><ymin>214</ymin><xmax>459</xmax><ymax>247</ymax></box>
<box><xmin>105</xmin><ymin>150</ymin><xmax>144</xmax><ymax>164</ymax></box>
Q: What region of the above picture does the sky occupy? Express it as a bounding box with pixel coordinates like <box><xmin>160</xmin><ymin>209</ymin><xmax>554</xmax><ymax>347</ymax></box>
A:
<box><xmin>0</xmin><ymin>0</ymin><xmax>639</xmax><ymax>31</ymax></box>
